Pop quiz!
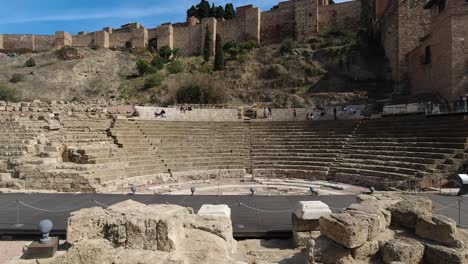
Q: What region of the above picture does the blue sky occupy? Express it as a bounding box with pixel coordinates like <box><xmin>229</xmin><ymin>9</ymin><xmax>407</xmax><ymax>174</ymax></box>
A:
<box><xmin>0</xmin><ymin>0</ymin><xmax>349</xmax><ymax>35</ymax></box>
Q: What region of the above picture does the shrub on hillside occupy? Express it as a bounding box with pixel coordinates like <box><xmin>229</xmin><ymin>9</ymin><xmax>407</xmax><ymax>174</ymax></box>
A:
<box><xmin>238</xmin><ymin>53</ymin><xmax>249</xmax><ymax>64</ymax></box>
<box><xmin>159</xmin><ymin>46</ymin><xmax>173</xmax><ymax>60</ymax></box>
<box><xmin>10</xmin><ymin>73</ymin><xmax>24</xmax><ymax>83</ymax></box>
<box><xmin>24</xmin><ymin>58</ymin><xmax>36</xmax><ymax>67</ymax></box>
<box><xmin>280</xmin><ymin>38</ymin><xmax>295</xmax><ymax>55</ymax></box>
<box><xmin>151</xmin><ymin>56</ymin><xmax>165</xmax><ymax>70</ymax></box>
<box><xmin>136</xmin><ymin>59</ymin><xmax>150</xmax><ymax>76</ymax></box>
<box><xmin>167</xmin><ymin>60</ymin><xmax>184</xmax><ymax>74</ymax></box>
<box><xmin>304</xmin><ymin>63</ymin><xmax>324</xmax><ymax>77</ymax></box>
<box><xmin>176</xmin><ymin>84</ymin><xmax>225</xmax><ymax>104</ymax></box>
<box><xmin>260</xmin><ymin>64</ymin><xmax>286</xmax><ymax>79</ymax></box>
<box><xmin>0</xmin><ymin>87</ymin><xmax>18</xmax><ymax>102</ymax></box>
<box><xmin>143</xmin><ymin>73</ymin><xmax>163</xmax><ymax>90</ymax></box>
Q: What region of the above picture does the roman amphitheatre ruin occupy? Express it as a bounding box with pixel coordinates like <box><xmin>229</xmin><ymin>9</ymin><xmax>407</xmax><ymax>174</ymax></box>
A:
<box><xmin>0</xmin><ymin>0</ymin><xmax>467</xmax><ymax>263</ymax></box>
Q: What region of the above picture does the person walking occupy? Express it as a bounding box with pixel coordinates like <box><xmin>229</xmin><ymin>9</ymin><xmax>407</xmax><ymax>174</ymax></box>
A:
<box><xmin>333</xmin><ymin>107</ymin><xmax>337</xmax><ymax>120</ymax></box>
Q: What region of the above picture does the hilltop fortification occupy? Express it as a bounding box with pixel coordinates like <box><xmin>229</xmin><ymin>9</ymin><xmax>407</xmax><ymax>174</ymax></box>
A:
<box><xmin>0</xmin><ymin>0</ymin><xmax>361</xmax><ymax>56</ymax></box>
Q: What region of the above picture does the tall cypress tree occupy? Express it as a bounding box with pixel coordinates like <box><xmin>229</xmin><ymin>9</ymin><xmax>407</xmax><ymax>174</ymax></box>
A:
<box><xmin>216</xmin><ymin>6</ymin><xmax>225</xmax><ymax>19</ymax></box>
<box><xmin>187</xmin><ymin>5</ymin><xmax>197</xmax><ymax>18</ymax></box>
<box><xmin>224</xmin><ymin>3</ymin><xmax>235</xmax><ymax>20</ymax></box>
<box><xmin>210</xmin><ymin>3</ymin><xmax>216</xmax><ymax>17</ymax></box>
<box><xmin>203</xmin><ymin>26</ymin><xmax>212</xmax><ymax>62</ymax></box>
<box><xmin>198</xmin><ymin>0</ymin><xmax>210</xmax><ymax>19</ymax></box>
<box><xmin>214</xmin><ymin>33</ymin><xmax>224</xmax><ymax>71</ymax></box>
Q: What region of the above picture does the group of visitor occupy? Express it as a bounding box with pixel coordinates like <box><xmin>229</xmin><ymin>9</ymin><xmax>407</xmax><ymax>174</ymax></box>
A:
<box><xmin>263</xmin><ymin>107</ymin><xmax>273</xmax><ymax>120</ymax></box>
<box><xmin>179</xmin><ymin>106</ymin><xmax>193</xmax><ymax>113</ymax></box>
<box><xmin>154</xmin><ymin>109</ymin><xmax>166</xmax><ymax>118</ymax></box>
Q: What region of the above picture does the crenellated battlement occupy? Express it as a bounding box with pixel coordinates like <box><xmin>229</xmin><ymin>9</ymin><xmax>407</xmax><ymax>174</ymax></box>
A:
<box><xmin>0</xmin><ymin>0</ymin><xmax>361</xmax><ymax>55</ymax></box>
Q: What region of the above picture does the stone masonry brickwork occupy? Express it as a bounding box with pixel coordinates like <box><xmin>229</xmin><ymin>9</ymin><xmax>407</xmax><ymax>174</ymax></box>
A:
<box><xmin>0</xmin><ymin>0</ymin><xmax>361</xmax><ymax>55</ymax></box>
<box><xmin>375</xmin><ymin>0</ymin><xmax>468</xmax><ymax>100</ymax></box>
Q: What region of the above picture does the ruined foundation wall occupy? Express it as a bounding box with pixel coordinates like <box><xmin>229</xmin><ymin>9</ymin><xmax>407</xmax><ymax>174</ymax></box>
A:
<box><xmin>318</xmin><ymin>1</ymin><xmax>361</xmax><ymax>32</ymax></box>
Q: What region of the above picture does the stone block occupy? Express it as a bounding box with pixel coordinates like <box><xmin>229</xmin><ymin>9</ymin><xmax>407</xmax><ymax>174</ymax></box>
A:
<box><xmin>389</xmin><ymin>196</ymin><xmax>432</xmax><ymax>229</ymax></box>
<box><xmin>423</xmin><ymin>243</ymin><xmax>468</xmax><ymax>264</ymax></box>
<box><xmin>197</xmin><ymin>204</ymin><xmax>231</xmax><ymax>218</ymax></box>
<box><xmin>382</xmin><ymin>238</ymin><xmax>424</xmax><ymax>264</ymax></box>
<box><xmin>319</xmin><ymin>211</ymin><xmax>382</xmax><ymax>249</ymax></box>
<box><xmin>0</xmin><ymin>106</ymin><xmax>5</xmax><ymax>111</ymax></box>
<box><xmin>292</xmin><ymin>213</ymin><xmax>319</xmax><ymax>232</ymax></box>
<box><xmin>293</xmin><ymin>201</ymin><xmax>332</xmax><ymax>220</ymax></box>
<box><xmin>293</xmin><ymin>230</ymin><xmax>320</xmax><ymax>248</ymax></box>
<box><xmin>310</xmin><ymin>235</ymin><xmax>354</xmax><ymax>264</ymax></box>
<box><xmin>416</xmin><ymin>214</ymin><xmax>463</xmax><ymax>247</ymax></box>
<box><xmin>0</xmin><ymin>173</ymin><xmax>11</xmax><ymax>181</ymax></box>
<box><xmin>23</xmin><ymin>237</ymin><xmax>59</xmax><ymax>259</ymax></box>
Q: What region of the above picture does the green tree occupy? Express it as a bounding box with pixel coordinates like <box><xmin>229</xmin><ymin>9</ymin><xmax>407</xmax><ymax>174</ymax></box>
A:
<box><xmin>214</xmin><ymin>33</ymin><xmax>224</xmax><ymax>71</ymax></box>
<box><xmin>159</xmin><ymin>45</ymin><xmax>173</xmax><ymax>60</ymax></box>
<box><xmin>203</xmin><ymin>26</ymin><xmax>212</xmax><ymax>62</ymax></box>
<box><xmin>216</xmin><ymin>6</ymin><xmax>224</xmax><ymax>19</ymax></box>
<box><xmin>224</xmin><ymin>3</ymin><xmax>235</xmax><ymax>20</ymax></box>
<box><xmin>209</xmin><ymin>3</ymin><xmax>216</xmax><ymax>17</ymax></box>
<box><xmin>197</xmin><ymin>0</ymin><xmax>210</xmax><ymax>19</ymax></box>
<box><xmin>136</xmin><ymin>59</ymin><xmax>150</xmax><ymax>76</ymax></box>
<box><xmin>187</xmin><ymin>5</ymin><xmax>197</xmax><ymax>17</ymax></box>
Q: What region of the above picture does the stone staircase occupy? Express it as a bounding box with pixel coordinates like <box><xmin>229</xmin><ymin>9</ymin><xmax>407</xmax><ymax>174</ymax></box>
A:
<box><xmin>251</xmin><ymin>120</ymin><xmax>359</xmax><ymax>179</ymax></box>
<box><xmin>334</xmin><ymin>115</ymin><xmax>468</xmax><ymax>189</ymax></box>
<box><xmin>135</xmin><ymin>120</ymin><xmax>250</xmax><ymax>180</ymax></box>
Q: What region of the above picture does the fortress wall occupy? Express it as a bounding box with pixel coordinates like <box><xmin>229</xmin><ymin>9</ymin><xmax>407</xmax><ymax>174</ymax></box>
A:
<box><xmin>173</xmin><ymin>24</ymin><xmax>202</xmax><ymax>56</ymax></box>
<box><xmin>148</xmin><ymin>28</ymin><xmax>158</xmax><ymax>40</ymax></box>
<box><xmin>201</xmin><ymin>18</ymin><xmax>217</xmax><ymax>55</ymax></box>
<box><xmin>295</xmin><ymin>0</ymin><xmax>319</xmax><ymax>41</ymax></box>
<box><xmin>34</xmin><ymin>35</ymin><xmax>55</xmax><ymax>51</ymax></box>
<box><xmin>3</xmin><ymin>34</ymin><xmax>35</xmax><ymax>50</ymax></box>
<box><xmin>318</xmin><ymin>1</ymin><xmax>361</xmax><ymax>32</ymax></box>
<box><xmin>72</xmin><ymin>34</ymin><xmax>94</xmax><ymax>47</ymax></box>
<box><xmin>217</xmin><ymin>18</ymin><xmax>244</xmax><ymax>42</ymax></box>
<box><xmin>109</xmin><ymin>32</ymin><xmax>132</xmax><ymax>48</ymax></box>
<box><xmin>0</xmin><ymin>35</ymin><xmax>3</xmax><ymax>49</ymax></box>
<box><xmin>55</xmin><ymin>31</ymin><xmax>72</xmax><ymax>47</ymax></box>
<box><xmin>261</xmin><ymin>3</ymin><xmax>295</xmax><ymax>44</ymax></box>
<box><xmin>157</xmin><ymin>24</ymin><xmax>174</xmax><ymax>49</ymax></box>
<box><xmin>378</xmin><ymin>1</ymin><xmax>400</xmax><ymax>82</ymax></box>
<box><xmin>131</xmin><ymin>28</ymin><xmax>148</xmax><ymax>49</ymax></box>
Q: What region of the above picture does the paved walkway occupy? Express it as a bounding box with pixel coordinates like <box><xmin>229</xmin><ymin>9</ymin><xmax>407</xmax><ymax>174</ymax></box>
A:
<box><xmin>0</xmin><ymin>193</ymin><xmax>467</xmax><ymax>238</ymax></box>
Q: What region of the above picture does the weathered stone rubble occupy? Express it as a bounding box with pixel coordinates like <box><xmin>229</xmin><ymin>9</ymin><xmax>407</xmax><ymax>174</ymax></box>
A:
<box><xmin>13</xmin><ymin>200</ymin><xmax>238</xmax><ymax>264</ymax></box>
<box><xmin>306</xmin><ymin>194</ymin><xmax>468</xmax><ymax>264</ymax></box>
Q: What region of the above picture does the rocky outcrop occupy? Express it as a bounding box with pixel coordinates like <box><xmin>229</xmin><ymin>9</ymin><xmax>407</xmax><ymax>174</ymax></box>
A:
<box><xmin>28</xmin><ymin>200</ymin><xmax>238</xmax><ymax>264</ymax></box>
<box><xmin>306</xmin><ymin>194</ymin><xmax>468</xmax><ymax>264</ymax></box>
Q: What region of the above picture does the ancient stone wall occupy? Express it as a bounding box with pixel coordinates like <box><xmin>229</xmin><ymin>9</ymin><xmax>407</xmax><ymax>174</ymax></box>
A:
<box><xmin>109</xmin><ymin>31</ymin><xmax>132</xmax><ymax>48</ymax></box>
<box><xmin>0</xmin><ymin>34</ymin><xmax>3</xmax><ymax>49</ymax></box>
<box><xmin>173</xmin><ymin>24</ymin><xmax>203</xmax><ymax>56</ymax></box>
<box><xmin>55</xmin><ymin>31</ymin><xmax>72</xmax><ymax>47</ymax></box>
<box><xmin>261</xmin><ymin>2</ymin><xmax>296</xmax><ymax>44</ymax></box>
<box><xmin>71</xmin><ymin>33</ymin><xmax>94</xmax><ymax>47</ymax></box>
<box><xmin>295</xmin><ymin>0</ymin><xmax>319</xmax><ymax>41</ymax></box>
<box><xmin>2</xmin><ymin>34</ymin><xmax>35</xmax><ymax>50</ymax></box>
<box><xmin>317</xmin><ymin>1</ymin><xmax>361</xmax><ymax>32</ymax></box>
<box><xmin>156</xmin><ymin>24</ymin><xmax>174</xmax><ymax>49</ymax></box>
<box><xmin>408</xmin><ymin>0</ymin><xmax>468</xmax><ymax>100</ymax></box>
<box><xmin>34</xmin><ymin>35</ymin><xmax>55</xmax><ymax>51</ymax></box>
<box><xmin>217</xmin><ymin>18</ymin><xmax>244</xmax><ymax>43</ymax></box>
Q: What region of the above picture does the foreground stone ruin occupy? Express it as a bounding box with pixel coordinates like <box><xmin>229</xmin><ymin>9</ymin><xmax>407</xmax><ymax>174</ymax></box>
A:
<box><xmin>0</xmin><ymin>101</ymin><xmax>467</xmax><ymax>193</ymax></box>
<box><xmin>306</xmin><ymin>194</ymin><xmax>468</xmax><ymax>264</ymax></box>
<box><xmin>13</xmin><ymin>200</ymin><xmax>237</xmax><ymax>264</ymax></box>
